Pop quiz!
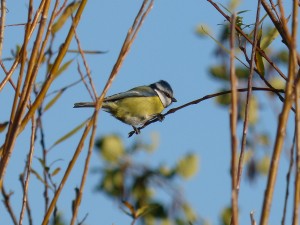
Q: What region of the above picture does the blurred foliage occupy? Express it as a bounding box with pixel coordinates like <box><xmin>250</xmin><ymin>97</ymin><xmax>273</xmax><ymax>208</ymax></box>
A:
<box><xmin>195</xmin><ymin>2</ymin><xmax>288</xmax><ymax>221</ymax></box>
<box><xmin>93</xmin><ymin>133</ymin><xmax>204</xmax><ymax>225</ymax></box>
<box><xmin>196</xmin><ymin>9</ymin><xmax>286</xmax><ymax>185</ymax></box>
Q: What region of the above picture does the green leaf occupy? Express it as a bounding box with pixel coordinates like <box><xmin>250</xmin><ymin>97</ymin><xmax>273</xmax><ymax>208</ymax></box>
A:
<box><xmin>53</xmin><ymin>59</ymin><xmax>73</xmax><ymax>79</ymax></box>
<box><xmin>96</xmin><ymin>135</ymin><xmax>124</xmax><ymax>162</ymax></box>
<box><xmin>216</xmin><ymin>90</ymin><xmax>232</xmax><ymax>106</ymax></box>
<box><xmin>51</xmin><ymin>1</ymin><xmax>81</xmax><ymax>34</ymax></box>
<box><xmin>196</xmin><ymin>24</ymin><xmax>213</xmax><ymax>38</ymax></box>
<box><xmin>276</xmin><ymin>50</ymin><xmax>289</xmax><ymax>63</ymax></box>
<box><xmin>136</xmin><ymin>205</ymin><xmax>158</xmax><ymax>218</ymax></box>
<box><xmin>209</xmin><ymin>65</ymin><xmax>228</xmax><ymax>80</ymax></box>
<box><xmin>236</xmin><ymin>67</ymin><xmax>249</xmax><ymax>79</ymax></box>
<box><xmin>257</xmin><ymin>156</ymin><xmax>270</xmax><ymax>175</ymax></box>
<box><xmin>176</xmin><ymin>153</ymin><xmax>199</xmax><ymax>179</ymax></box>
<box><xmin>49</xmin><ymin>118</ymin><xmax>89</xmax><ymax>150</ymax></box>
<box><xmin>44</xmin><ymin>90</ymin><xmax>64</xmax><ymax>112</ymax></box>
<box><xmin>269</xmin><ymin>77</ymin><xmax>286</xmax><ymax>90</ymax></box>
<box><xmin>255</xmin><ymin>51</ymin><xmax>265</xmax><ymax>76</ymax></box>
<box><xmin>221</xmin><ymin>207</ymin><xmax>232</xmax><ymax>225</ymax></box>
<box><xmin>240</xmin><ymin>96</ymin><xmax>259</xmax><ymax>125</ymax></box>
<box><xmin>255</xmin><ymin>29</ymin><xmax>265</xmax><ymax>76</ymax></box>
<box><xmin>261</xmin><ymin>26</ymin><xmax>279</xmax><ymax>49</ymax></box>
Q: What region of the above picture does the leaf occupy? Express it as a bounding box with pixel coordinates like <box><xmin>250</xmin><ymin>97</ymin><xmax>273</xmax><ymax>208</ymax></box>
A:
<box><xmin>53</xmin><ymin>59</ymin><xmax>73</xmax><ymax>79</ymax></box>
<box><xmin>221</xmin><ymin>207</ymin><xmax>232</xmax><ymax>225</ymax></box>
<box><xmin>257</xmin><ymin>156</ymin><xmax>270</xmax><ymax>175</ymax></box>
<box><xmin>136</xmin><ymin>204</ymin><xmax>158</xmax><ymax>218</ymax></box>
<box><xmin>216</xmin><ymin>90</ymin><xmax>232</xmax><ymax>106</ymax></box>
<box><xmin>255</xmin><ymin>51</ymin><xmax>265</xmax><ymax>76</ymax></box>
<box><xmin>176</xmin><ymin>153</ymin><xmax>199</xmax><ymax>179</ymax></box>
<box><xmin>51</xmin><ymin>1</ymin><xmax>80</xmax><ymax>34</ymax></box>
<box><xmin>255</xmin><ymin>29</ymin><xmax>265</xmax><ymax>76</ymax></box>
<box><xmin>261</xmin><ymin>26</ymin><xmax>279</xmax><ymax>49</ymax></box>
<box><xmin>30</xmin><ymin>168</ymin><xmax>52</xmax><ymax>189</ymax></box>
<box><xmin>51</xmin><ymin>167</ymin><xmax>61</xmax><ymax>177</ymax></box>
<box><xmin>122</xmin><ymin>200</ymin><xmax>136</xmax><ymax>217</ymax></box>
<box><xmin>44</xmin><ymin>90</ymin><xmax>64</xmax><ymax>112</ymax></box>
<box><xmin>209</xmin><ymin>65</ymin><xmax>228</xmax><ymax>80</ymax></box>
<box><xmin>49</xmin><ymin>118</ymin><xmax>89</xmax><ymax>150</ymax></box>
<box><xmin>96</xmin><ymin>135</ymin><xmax>124</xmax><ymax>162</ymax></box>
<box><xmin>0</xmin><ymin>121</ymin><xmax>8</xmax><ymax>132</ymax></box>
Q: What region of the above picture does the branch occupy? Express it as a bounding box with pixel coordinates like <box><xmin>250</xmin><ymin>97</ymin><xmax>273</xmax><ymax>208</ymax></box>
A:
<box><xmin>128</xmin><ymin>87</ymin><xmax>285</xmax><ymax>137</ymax></box>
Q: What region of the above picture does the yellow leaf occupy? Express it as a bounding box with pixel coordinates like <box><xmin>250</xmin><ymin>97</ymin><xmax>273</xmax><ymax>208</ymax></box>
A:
<box><xmin>49</xmin><ymin>118</ymin><xmax>89</xmax><ymax>150</ymax></box>
<box><xmin>255</xmin><ymin>51</ymin><xmax>265</xmax><ymax>76</ymax></box>
<box><xmin>0</xmin><ymin>121</ymin><xmax>8</xmax><ymax>132</ymax></box>
<box><xmin>53</xmin><ymin>59</ymin><xmax>73</xmax><ymax>79</ymax></box>
<box><xmin>261</xmin><ymin>26</ymin><xmax>279</xmax><ymax>49</ymax></box>
<box><xmin>51</xmin><ymin>2</ymin><xmax>80</xmax><ymax>34</ymax></box>
<box><xmin>136</xmin><ymin>205</ymin><xmax>158</xmax><ymax>218</ymax></box>
<box><xmin>51</xmin><ymin>167</ymin><xmax>61</xmax><ymax>177</ymax></box>
<box><xmin>176</xmin><ymin>153</ymin><xmax>199</xmax><ymax>179</ymax></box>
<box><xmin>44</xmin><ymin>90</ymin><xmax>64</xmax><ymax>112</ymax></box>
<box><xmin>96</xmin><ymin>135</ymin><xmax>124</xmax><ymax>162</ymax></box>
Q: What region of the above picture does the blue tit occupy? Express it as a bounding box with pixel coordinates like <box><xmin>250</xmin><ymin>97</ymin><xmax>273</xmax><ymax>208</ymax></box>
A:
<box><xmin>74</xmin><ymin>80</ymin><xmax>177</xmax><ymax>134</ymax></box>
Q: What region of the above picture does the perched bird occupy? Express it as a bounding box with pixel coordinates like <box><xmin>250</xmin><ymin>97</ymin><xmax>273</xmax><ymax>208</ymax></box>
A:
<box><xmin>74</xmin><ymin>80</ymin><xmax>177</xmax><ymax>134</ymax></box>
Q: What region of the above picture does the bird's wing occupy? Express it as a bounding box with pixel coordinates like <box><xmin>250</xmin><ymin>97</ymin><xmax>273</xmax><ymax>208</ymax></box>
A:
<box><xmin>104</xmin><ymin>86</ymin><xmax>157</xmax><ymax>102</ymax></box>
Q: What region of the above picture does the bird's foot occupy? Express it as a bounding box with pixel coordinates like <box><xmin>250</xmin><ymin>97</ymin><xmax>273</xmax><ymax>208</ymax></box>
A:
<box><xmin>156</xmin><ymin>114</ymin><xmax>165</xmax><ymax>122</ymax></box>
<box><xmin>132</xmin><ymin>126</ymin><xmax>141</xmax><ymax>134</ymax></box>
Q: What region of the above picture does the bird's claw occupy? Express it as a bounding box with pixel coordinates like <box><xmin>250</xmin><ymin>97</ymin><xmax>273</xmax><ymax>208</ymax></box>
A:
<box><xmin>156</xmin><ymin>114</ymin><xmax>165</xmax><ymax>122</ymax></box>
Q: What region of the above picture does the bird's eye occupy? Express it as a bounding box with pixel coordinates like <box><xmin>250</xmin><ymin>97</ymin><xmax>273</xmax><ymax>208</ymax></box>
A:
<box><xmin>164</xmin><ymin>92</ymin><xmax>171</xmax><ymax>98</ymax></box>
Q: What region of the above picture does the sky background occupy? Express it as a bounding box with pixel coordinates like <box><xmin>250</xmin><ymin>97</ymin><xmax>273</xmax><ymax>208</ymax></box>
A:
<box><xmin>0</xmin><ymin>0</ymin><xmax>298</xmax><ymax>225</ymax></box>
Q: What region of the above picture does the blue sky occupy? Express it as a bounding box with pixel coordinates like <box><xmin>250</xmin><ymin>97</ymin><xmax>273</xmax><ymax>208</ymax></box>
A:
<box><xmin>0</xmin><ymin>1</ymin><xmax>298</xmax><ymax>224</ymax></box>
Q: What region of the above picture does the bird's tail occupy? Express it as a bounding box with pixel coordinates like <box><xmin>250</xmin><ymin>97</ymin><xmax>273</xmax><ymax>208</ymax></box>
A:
<box><xmin>73</xmin><ymin>102</ymin><xmax>95</xmax><ymax>108</ymax></box>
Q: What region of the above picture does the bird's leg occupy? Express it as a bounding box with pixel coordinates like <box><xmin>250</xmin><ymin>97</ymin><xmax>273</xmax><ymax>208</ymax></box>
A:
<box><xmin>156</xmin><ymin>113</ymin><xmax>165</xmax><ymax>122</ymax></box>
<box><xmin>132</xmin><ymin>126</ymin><xmax>141</xmax><ymax>134</ymax></box>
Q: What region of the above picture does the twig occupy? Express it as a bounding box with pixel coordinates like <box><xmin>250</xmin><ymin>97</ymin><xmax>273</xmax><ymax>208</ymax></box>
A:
<box><xmin>1</xmin><ymin>187</ymin><xmax>18</xmax><ymax>225</ymax></box>
<box><xmin>70</xmin><ymin>118</ymin><xmax>97</xmax><ymax>225</ymax></box>
<box><xmin>237</xmin><ymin>0</ymin><xmax>261</xmax><ymax>192</ymax></box>
<box><xmin>73</xmin><ymin>16</ymin><xmax>98</xmax><ymax>100</ymax></box>
<box><xmin>0</xmin><ymin>0</ymin><xmax>46</xmax><ymax>92</ymax></box>
<box><xmin>19</xmin><ymin>117</ymin><xmax>36</xmax><ymax>225</ymax></box>
<box><xmin>206</xmin><ymin>0</ymin><xmax>287</xmax><ymax>81</ymax></box>
<box><xmin>41</xmin><ymin>1</ymin><xmax>154</xmax><ymax>224</ymax></box>
<box><xmin>260</xmin><ymin>0</ymin><xmax>298</xmax><ymax>224</ymax></box>
<box><xmin>229</xmin><ymin>13</ymin><xmax>239</xmax><ymax>225</ymax></box>
<box><xmin>291</xmin><ymin>1</ymin><xmax>300</xmax><ymax>224</ymax></box>
<box><xmin>128</xmin><ymin>87</ymin><xmax>285</xmax><ymax>137</ymax></box>
<box><xmin>250</xmin><ymin>211</ymin><xmax>257</xmax><ymax>225</ymax></box>
<box><xmin>281</xmin><ymin>134</ymin><xmax>296</xmax><ymax>225</ymax></box>
<box><xmin>0</xmin><ymin>0</ymin><xmax>7</xmax><ymax>58</ymax></box>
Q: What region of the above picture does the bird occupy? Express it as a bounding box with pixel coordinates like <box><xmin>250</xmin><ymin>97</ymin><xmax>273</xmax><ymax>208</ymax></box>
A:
<box><xmin>74</xmin><ymin>80</ymin><xmax>177</xmax><ymax>134</ymax></box>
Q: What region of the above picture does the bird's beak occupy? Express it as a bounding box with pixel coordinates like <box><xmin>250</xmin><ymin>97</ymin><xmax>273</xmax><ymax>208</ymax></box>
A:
<box><xmin>172</xmin><ymin>97</ymin><xmax>177</xmax><ymax>102</ymax></box>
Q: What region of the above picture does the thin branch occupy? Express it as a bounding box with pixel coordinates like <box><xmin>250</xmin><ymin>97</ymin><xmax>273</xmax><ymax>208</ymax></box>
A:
<box><xmin>42</xmin><ymin>1</ymin><xmax>154</xmax><ymax>224</ymax></box>
<box><xmin>19</xmin><ymin>117</ymin><xmax>36</xmax><ymax>225</ymax></box>
<box><xmin>260</xmin><ymin>0</ymin><xmax>298</xmax><ymax>223</ymax></box>
<box><xmin>72</xmin><ymin>16</ymin><xmax>97</xmax><ymax>100</ymax></box>
<box><xmin>250</xmin><ymin>211</ymin><xmax>257</xmax><ymax>225</ymax></box>
<box><xmin>291</xmin><ymin>0</ymin><xmax>299</xmax><ymax>223</ymax></box>
<box><xmin>128</xmin><ymin>87</ymin><xmax>285</xmax><ymax>137</ymax></box>
<box><xmin>0</xmin><ymin>0</ymin><xmax>7</xmax><ymax>58</ymax></box>
<box><xmin>281</xmin><ymin>134</ymin><xmax>296</xmax><ymax>225</ymax></box>
<box><xmin>237</xmin><ymin>0</ymin><xmax>261</xmax><ymax>192</ymax></box>
<box><xmin>229</xmin><ymin>13</ymin><xmax>239</xmax><ymax>225</ymax></box>
<box><xmin>1</xmin><ymin>187</ymin><xmax>18</xmax><ymax>225</ymax></box>
<box><xmin>70</xmin><ymin>118</ymin><xmax>97</xmax><ymax>225</ymax></box>
<box><xmin>206</xmin><ymin>0</ymin><xmax>287</xmax><ymax>81</ymax></box>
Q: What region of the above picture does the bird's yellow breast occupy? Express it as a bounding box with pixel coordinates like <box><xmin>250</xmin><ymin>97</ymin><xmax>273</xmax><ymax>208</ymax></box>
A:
<box><xmin>103</xmin><ymin>96</ymin><xmax>164</xmax><ymax>126</ymax></box>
